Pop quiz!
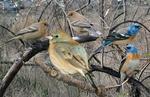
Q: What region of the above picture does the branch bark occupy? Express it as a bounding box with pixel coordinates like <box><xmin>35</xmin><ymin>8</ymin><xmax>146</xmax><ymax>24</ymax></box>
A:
<box><xmin>0</xmin><ymin>36</ymin><xmax>98</xmax><ymax>97</ymax></box>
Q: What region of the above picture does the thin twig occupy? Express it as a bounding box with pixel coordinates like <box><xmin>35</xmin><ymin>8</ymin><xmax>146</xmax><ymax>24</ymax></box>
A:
<box><xmin>38</xmin><ymin>0</ymin><xmax>52</xmax><ymax>22</ymax></box>
<box><xmin>138</xmin><ymin>62</ymin><xmax>150</xmax><ymax>81</ymax></box>
<box><xmin>75</xmin><ymin>0</ymin><xmax>91</xmax><ymax>12</ymax></box>
<box><xmin>109</xmin><ymin>20</ymin><xmax>150</xmax><ymax>33</ymax></box>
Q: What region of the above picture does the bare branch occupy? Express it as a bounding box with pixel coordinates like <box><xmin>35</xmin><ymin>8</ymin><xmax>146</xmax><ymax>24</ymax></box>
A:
<box><xmin>109</xmin><ymin>20</ymin><xmax>150</xmax><ymax>33</ymax></box>
<box><xmin>75</xmin><ymin>0</ymin><xmax>91</xmax><ymax>12</ymax></box>
<box><xmin>38</xmin><ymin>0</ymin><xmax>52</xmax><ymax>22</ymax></box>
<box><xmin>0</xmin><ymin>35</ymin><xmax>98</xmax><ymax>96</ymax></box>
<box><xmin>35</xmin><ymin>57</ymin><xmax>106</xmax><ymax>96</ymax></box>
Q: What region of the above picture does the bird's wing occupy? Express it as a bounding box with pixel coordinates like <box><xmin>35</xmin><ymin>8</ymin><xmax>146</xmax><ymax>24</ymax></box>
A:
<box><xmin>16</xmin><ymin>23</ymin><xmax>39</xmax><ymax>35</ymax></box>
<box><xmin>71</xmin><ymin>20</ymin><xmax>92</xmax><ymax>28</ymax></box>
<box><xmin>105</xmin><ymin>32</ymin><xmax>130</xmax><ymax>42</ymax></box>
<box><xmin>56</xmin><ymin>43</ymin><xmax>88</xmax><ymax>69</ymax></box>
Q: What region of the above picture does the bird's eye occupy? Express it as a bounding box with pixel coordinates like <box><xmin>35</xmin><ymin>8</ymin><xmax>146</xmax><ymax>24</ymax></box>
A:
<box><xmin>55</xmin><ymin>35</ymin><xmax>59</xmax><ymax>38</ymax></box>
<box><xmin>127</xmin><ymin>47</ymin><xmax>131</xmax><ymax>49</ymax></box>
<box><xmin>69</xmin><ymin>13</ymin><xmax>73</xmax><ymax>16</ymax></box>
<box><xmin>44</xmin><ymin>23</ymin><xmax>48</xmax><ymax>26</ymax></box>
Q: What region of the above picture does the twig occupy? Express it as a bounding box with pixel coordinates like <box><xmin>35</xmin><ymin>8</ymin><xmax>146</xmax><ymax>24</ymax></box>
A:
<box><xmin>54</xmin><ymin>0</ymin><xmax>74</xmax><ymax>37</ymax></box>
<box><xmin>23</xmin><ymin>7</ymin><xmax>33</xmax><ymax>27</ymax></box>
<box><xmin>108</xmin><ymin>1</ymin><xmax>124</xmax><ymax>34</ymax></box>
<box><xmin>0</xmin><ymin>25</ymin><xmax>24</xmax><ymax>45</ymax></box>
<box><xmin>75</xmin><ymin>0</ymin><xmax>91</xmax><ymax>12</ymax></box>
<box><xmin>109</xmin><ymin>20</ymin><xmax>150</xmax><ymax>33</ymax></box>
<box><xmin>90</xmin><ymin>64</ymin><xmax>150</xmax><ymax>93</ymax></box>
<box><xmin>138</xmin><ymin>62</ymin><xmax>150</xmax><ymax>81</ymax></box>
<box><xmin>38</xmin><ymin>0</ymin><xmax>52</xmax><ymax>22</ymax></box>
<box><xmin>0</xmin><ymin>61</ymin><xmax>38</xmax><ymax>66</ymax></box>
<box><xmin>141</xmin><ymin>75</ymin><xmax>150</xmax><ymax>82</ymax></box>
<box><xmin>123</xmin><ymin>0</ymin><xmax>127</xmax><ymax>22</ymax></box>
<box><xmin>34</xmin><ymin>57</ymin><xmax>106</xmax><ymax>96</ymax></box>
<box><xmin>0</xmin><ymin>35</ymin><xmax>98</xmax><ymax>97</ymax></box>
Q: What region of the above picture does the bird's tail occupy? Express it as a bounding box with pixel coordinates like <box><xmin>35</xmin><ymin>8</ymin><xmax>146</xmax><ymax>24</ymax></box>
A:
<box><xmin>116</xmin><ymin>85</ymin><xmax>121</xmax><ymax>92</ymax></box>
<box><xmin>87</xmin><ymin>28</ymin><xmax>102</xmax><ymax>36</ymax></box>
<box><xmin>94</xmin><ymin>45</ymin><xmax>104</xmax><ymax>54</ymax></box>
<box><xmin>0</xmin><ymin>38</ymin><xmax>15</xmax><ymax>48</ymax></box>
<box><xmin>0</xmin><ymin>36</ymin><xmax>24</xmax><ymax>48</ymax></box>
<box><xmin>86</xmin><ymin>73</ymin><xmax>98</xmax><ymax>91</ymax></box>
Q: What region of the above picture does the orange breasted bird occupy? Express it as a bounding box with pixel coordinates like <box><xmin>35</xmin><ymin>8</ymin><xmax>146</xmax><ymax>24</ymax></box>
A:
<box><xmin>118</xmin><ymin>44</ymin><xmax>141</xmax><ymax>91</ymax></box>
<box><xmin>94</xmin><ymin>23</ymin><xmax>141</xmax><ymax>53</ymax></box>
<box><xmin>46</xmin><ymin>30</ymin><xmax>98</xmax><ymax>91</ymax></box>
<box><xmin>67</xmin><ymin>11</ymin><xmax>102</xmax><ymax>36</ymax></box>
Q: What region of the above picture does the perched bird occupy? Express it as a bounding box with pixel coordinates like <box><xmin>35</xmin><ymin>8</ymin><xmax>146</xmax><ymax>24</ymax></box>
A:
<box><xmin>1</xmin><ymin>21</ymin><xmax>49</xmax><ymax>47</ymax></box>
<box><xmin>67</xmin><ymin>11</ymin><xmax>101</xmax><ymax>36</ymax></box>
<box><xmin>9</xmin><ymin>21</ymin><xmax>48</xmax><ymax>41</ymax></box>
<box><xmin>94</xmin><ymin>23</ymin><xmax>141</xmax><ymax>53</ymax></box>
<box><xmin>47</xmin><ymin>30</ymin><xmax>98</xmax><ymax>91</ymax></box>
<box><xmin>118</xmin><ymin>44</ymin><xmax>141</xmax><ymax>91</ymax></box>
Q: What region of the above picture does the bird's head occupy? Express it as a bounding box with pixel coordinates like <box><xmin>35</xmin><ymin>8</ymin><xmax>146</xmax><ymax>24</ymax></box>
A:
<box><xmin>40</xmin><ymin>21</ymin><xmax>49</xmax><ymax>27</ymax></box>
<box><xmin>46</xmin><ymin>31</ymin><xmax>73</xmax><ymax>43</ymax></box>
<box><xmin>67</xmin><ymin>11</ymin><xmax>76</xmax><ymax>17</ymax></box>
<box><xmin>126</xmin><ymin>44</ymin><xmax>138</xmax><ymax>54</ymax></box>
<box><xmin>40</xmin><ymin>21</ymin><xmax>49</xmax><ymax>35</ymax></box>
<box><xmin>67</xmin><ymin>11</ymin><xmax>81</xmax><ymax>21</ymax></box>
<box><xmin>127</xmin><ymin>23</ymin><xmax>141</xmax><ymax>36</ymax></box>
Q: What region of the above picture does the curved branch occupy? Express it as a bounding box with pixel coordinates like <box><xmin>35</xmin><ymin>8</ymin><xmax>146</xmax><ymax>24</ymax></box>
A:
<box><xmin>141</xmin><ymin>75</ymin><xmax>150</xmax><ymax>82</ymax></box>
<box><xmin>38</xmin><ymin>0</ymin><xmax>52</xmax><ymax>22</ymax></box>
<box><xmin>90</xmin><ymin>64</ymin><xmax>150</xmax><ymax>93</ymax></box>
<box><xmin>138</xmin><ymin>62</ymin><xmax>150</xmax><ymax>81</ymax></box>
<box><xmin>0</xmin><ymin>25</ymin><xmax>16</xmax><ymax>36</ymax></box>
<box><xmin>0</xmin><ymin>25</ymin><xmax>24</xmax><ymax>45</ymax></box>
<box><xmin>35</xmin><ymin>58</ymin><xmax>106</xmax><ymax>96</ymax></box>
<box><xmin>109</xmin><ymin>20</ymin><xmax>150</xmax><ymax>33</ymax></box>
<box><xmin>75</xmin><ymin>0</ymin><xmax>91</xmax><ymax>12</ymax></box>
<box><xmin>0</xmin><ymin>36</ymin><xmax>98</xmax><ymax>96</ymax></box>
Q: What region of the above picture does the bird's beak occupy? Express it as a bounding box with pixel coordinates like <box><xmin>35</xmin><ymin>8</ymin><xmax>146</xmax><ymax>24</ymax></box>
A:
<box><xmin>45</xmin><ymin>36</ymin><xmax>53</xmax><ymax>40</ymax></box>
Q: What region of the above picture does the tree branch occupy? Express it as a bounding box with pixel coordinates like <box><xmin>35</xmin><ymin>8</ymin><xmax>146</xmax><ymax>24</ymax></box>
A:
<box><xmin>0</xmin><ymin>36</ymin><xmax>98</xmax><ymax>97</ymax></box>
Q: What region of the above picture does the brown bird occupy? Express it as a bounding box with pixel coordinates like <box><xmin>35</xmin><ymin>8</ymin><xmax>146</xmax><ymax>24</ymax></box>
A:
<box><xmin>9</xmin><ymin>21</ymin><xmax>49</xmax><ymax>41</ymax></box>
<box><xmin>46</xmin><ymin>30</ymin><xmax>98</xmax><ymax>90</ymax></box>
<box><xmin>0</xmin><ymin>21</ymin><xmax>49</xmax><ymax>48</ymax></box>
<box><xmin>67</xmin><ymin>11</ymin><xmax>101</xmax><ymax>36</ymax></box>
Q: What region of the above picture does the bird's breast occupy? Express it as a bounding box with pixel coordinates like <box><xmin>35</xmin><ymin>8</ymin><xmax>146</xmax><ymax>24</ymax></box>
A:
<box><xmin>49</xmin><ymin>44</ymin><xmax>84</xmax><ymax>75</ymax></box>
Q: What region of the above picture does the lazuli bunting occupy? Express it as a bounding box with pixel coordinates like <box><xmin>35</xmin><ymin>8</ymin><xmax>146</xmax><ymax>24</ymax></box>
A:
<box><xmin>94</xmin><ymin>23</ymin><xmax>141</xmax><ymax>53</ymax></box>
<box><xmin>119</xmin><ymin>44</ymin><xmax>141</xmax><ymax>91</ymax></box>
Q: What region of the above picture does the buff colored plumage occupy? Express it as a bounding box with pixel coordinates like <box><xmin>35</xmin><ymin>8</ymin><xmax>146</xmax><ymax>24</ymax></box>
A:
<box><xmin>67</xmin><ymin>11</ymin><xmax>101</xmax><ymax>36</ymax></box>
<box><xmin>8</xmin><ymin>21</ymin><xmax>49</xmax><ymax>42</ymax></box>
<box><xmin>47</xmin><ymin>31</ymin><xmax>89</xmax><ymax>76</ymax></box>
<box><xmin>47</xmin><ymin>31</ymin><xmax>98</xmax><ymax>91</ymax></box>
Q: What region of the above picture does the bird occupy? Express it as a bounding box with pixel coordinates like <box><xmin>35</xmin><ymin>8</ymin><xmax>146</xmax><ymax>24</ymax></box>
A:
<box><xmin>1</xmin><ymin>21</ymin><xmax>49</xmax><ymax>47</ymax></box>
<box><xmin>46</xmin><ymin>30</ymin><xmax>98</xmax><ymax>91</ymax></box>
<box><xmin>67</xmin><ymin>11</ymin><xmax>102</xmax><ymax>36</ymax></box>
<box><xmin>118</xmin><ymin>44</ymin><xmax>141</xmax><ymax>91</ymax></box>
<box><xmin>94</xmin><ymin>23</ymin><xmax>141</xmax><ymax>53</ymax></box>
<box><xmin>10</xmin><ymin>21</ymin><xmax>49</xmax><ymax>41</ymax></box>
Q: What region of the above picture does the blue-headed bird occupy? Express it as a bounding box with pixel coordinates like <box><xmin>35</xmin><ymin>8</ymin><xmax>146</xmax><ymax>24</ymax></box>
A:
<box><xmin>94</xmin><ymin>23</ymin><xmax>141</xmax><ymax>53</ymax></box>
<box><xmin>118</xmin><ymin>44</ymin><xmax>141</xmax><ymax>91</ymax></box>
